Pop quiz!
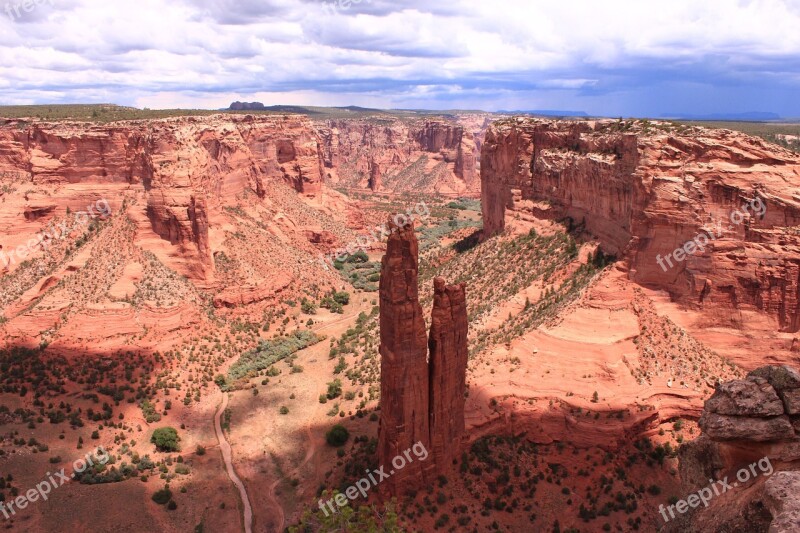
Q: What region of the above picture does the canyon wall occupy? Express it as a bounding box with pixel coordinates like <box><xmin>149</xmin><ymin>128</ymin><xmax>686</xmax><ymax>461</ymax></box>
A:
<box><xmin>481</xmin><ymin>119</ymin><xmax>800</xmax><ymax>333</ymax></box>
<box><xmin>316</xmin><ymin>118</ymin><xmax>482</xmax><ymax>194</ymax></box>
<box><xmin>378</xmin><ymin>219</ymin><xmax>469</xmax><ymax>494</ymax></box>
<box><xmin>0</xmin><ymin>115</ymin><xmax>325</xmax><ymax>280</ymax></box>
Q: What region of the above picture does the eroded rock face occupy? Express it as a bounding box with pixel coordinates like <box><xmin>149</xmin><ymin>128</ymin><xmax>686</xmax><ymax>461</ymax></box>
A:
<box><xmin>378</xmin><ymin>218</ymin><xmax>431</xmax><ymax>493</ymax></box>
<box><xmin>699</xmin><ymin>368</ymin><xmax>800</xmax><ymax>441</ymax></box>
<box><xmin>698</xmin><ymin>413</ymin><xmax>795</xmax><ymax>441</ymax></box>
<box><xmin>678</xmin><ymin>367</ymin><xmax>800</xmax><ymax>531</ymax></box>
<box><xmin>316</xmin><ymin>118</ymin><xmax>483</xmax><ymax>194</ymax></box>
<box><xmin>481</xmin><ymin>119</ymin><xmax>800</xmax><ymax>331</ymax></box>
<box><xmin>705</xmin><ymin>377</ymin><xmax>785</xmax><ymax>417</ymax></box>
<box><xmin>428</xmin><ymin>277</ymin><xmax>468</xmax><ymax>472</ymax></box>
<box><xmin>378</xmin><ymin>222</ymin><xmax>469</xmax><ymax>494</ymax></box>
<box><xmin>0</xmin><ymin>114</ymin><xmax>326</xmax><ymax>280</ymax></box>
<box><xmin>764</xmin><ymin>471</ymin><xmax>800</xmax><ymax>532</ymax></box>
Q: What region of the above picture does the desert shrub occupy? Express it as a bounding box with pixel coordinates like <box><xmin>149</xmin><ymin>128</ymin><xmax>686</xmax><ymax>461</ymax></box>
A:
<box><xmin>151</xmin><ymin>427</ymin><xmax>180</xmax><ymax>452</ymax></box>
<box><xmin>152</xmin><ymin>488</ymin><xmax>172</xmax><ymax>505</ymax></box>
<box><xmin>326</xmin><ymin>379</ymin><xmax>342</xmax><ymax>400</ymax></box>
<box><xmin>325</xmin><ymin>424</ymin><xmax>350</xmax><ymax>447</ymax></box>
<box><xmin>227</xmin><ymin>331</ymin><xmax>320</xmax><ymax>383</ymax></box>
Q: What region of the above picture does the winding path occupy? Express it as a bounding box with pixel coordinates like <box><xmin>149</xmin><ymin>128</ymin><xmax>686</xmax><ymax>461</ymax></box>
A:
<box><xmin>214</xmin><ymin>393</ymin><xmax>254</xmax><ymax>533</ymax></box>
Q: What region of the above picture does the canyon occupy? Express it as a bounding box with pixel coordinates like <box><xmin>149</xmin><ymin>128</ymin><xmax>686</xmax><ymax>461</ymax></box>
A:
<box><xmin>1</xmin><ymin>110</ymin><xmax>800</xmax><ymax>532</ymax></box>
<box><xmin>316</xmin><ymin>115</ymin><xmax>485</xmax><ymax>195</ymax></box>
<box><xmin>481</xmin><ymin>118</ymin><xmax>800</xmax><ymax>368</ymax></box>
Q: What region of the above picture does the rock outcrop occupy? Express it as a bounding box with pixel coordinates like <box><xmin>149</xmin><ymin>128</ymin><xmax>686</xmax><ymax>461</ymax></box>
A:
<box><xmin>378</xmin><ymin>218</ymin><xmax>431</xmax><ymax>492</ymax></box>
<box><xmin>316</xmin><ymin>118</ymin><xmax>484</xmax><ymax>194</ymax></box>
<box><xmin>428</xmin><ymin>277</ymin><xmax>469</xmax><ymax>472</ymax></box>
<box><xmin>378</xmin><ymin>219</ymin><xmax>468</xmax><ymax>494</ymax></box>
<box><xmin>0</xmin><ymin>114</ymin><xmax>326</xmax><ymax>280</ymax></box>
<box><xmin>764</xmin><ymin>471</ymin><xmax>800</xmax><ymax>532</ymax></box>
<box><xmin>0</xmin><ymin>113</ymin><xmax>360</xmax><ymax>351</ymax></box>
<box><xmin>481</xmin><ymin>119</ymin><xmax>800</xmax><ymax>332</ymax></box>
<box><xmin>699</xmin><ymin>366</ymin><xmax>800</xmax><ymax>442</ymax></box>
<box><xmin>677</xmin><ymin>366</ymin><xmax>800</xmax><ymax>532</ymax></box>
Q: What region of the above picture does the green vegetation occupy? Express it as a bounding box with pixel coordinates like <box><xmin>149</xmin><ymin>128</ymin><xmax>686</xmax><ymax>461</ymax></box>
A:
<box><xmin>334</xmin><ymin>260</ymin><xmax>381</xmax><ymax>292</ymax></box>
<box><xmin>151</xmin><ymin>428</ymin><xmax>180</xmax><ymax>452</ymax></box>
<box><xmin>326</xmin><ymin>379</ymin><xmax>343</xmax><ymax>400</ymax></box>
<box><xmin>325</xmin><ymin>424</ymin><xmax>350</xmax><ymax>447</ymax></box>
<box><xmin>152</xmin><ymin>487</ymin><xmax>173</xmax><ymax>505</ymax></box>
<box><xmin>290</xmin><ymin>490</ymin><xmax>401</xmax><ymax>532</ymax></box>
<box><xmin>677</xmin><ymin>120</ymin><xmax>800</xmax><ymax>152</ymax></box>
<box><xmin>0</xmin><ymin>104</ymin><xmax>454</xmax><ymax>123</ymax></box>
<box><xmin>225</xmin><ymin>331</ymin><xmax>321</xmax><ymax>387</ymax></box>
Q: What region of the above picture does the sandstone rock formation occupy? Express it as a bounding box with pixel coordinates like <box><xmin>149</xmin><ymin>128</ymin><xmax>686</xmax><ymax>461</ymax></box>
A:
<box><xmin>0</xmin><ymin>113</ymin><xmax>361</xmax><ymax>351</ymax></box>
<box><xmin>0</xmin><ymin>114</ymin><xmax>325</xmax><ymax>280</ymax></box>
<box><xmin>699</xmin><ymin>367</ymin><xmax>800</xmax><ymax>441</ymax></box>
<box><xmin>378</xmin><ymin>219</ymin><xmax>468</xmax><ymax>494</ymax></box>
<box><xmin>677</xmin><ymin>366</ymin><xmax>800</xmax><ymax>532</ymax></box>
<box><xmin>378</xmin><ymin>218</ymin><xmax>431</xmax><ymax>492</ymax></box>
<box><xmin>481</xmin><ymin>119</ymin><xmax>800</xmax><ymax>334</ymax></box>
<box><xmin>428</xmin><ymin>277</ymin><xmax>469</xmax><ymax>471</ymax></box>
<box><xmin>764</xmin><ymin>471</ymin><xmax>800</xmax><ymax>532</ymax></box>
<box><xmin>316</xmin><ymin>118</ymin><xmax>484</xmax><ymax>194</ymax></box>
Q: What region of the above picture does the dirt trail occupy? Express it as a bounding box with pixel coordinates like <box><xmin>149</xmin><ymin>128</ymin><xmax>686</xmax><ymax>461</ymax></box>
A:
<box><xmin>214</xmin><ymin>393</ymin><xmax>254</xmax><ymax>533</ymax></box>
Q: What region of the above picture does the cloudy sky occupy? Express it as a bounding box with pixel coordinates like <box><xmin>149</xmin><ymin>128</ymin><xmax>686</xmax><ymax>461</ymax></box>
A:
<box><xmin>1</xmin><ymin>0</ymin><xmax>799</xmax><ymax>116</ymax></box>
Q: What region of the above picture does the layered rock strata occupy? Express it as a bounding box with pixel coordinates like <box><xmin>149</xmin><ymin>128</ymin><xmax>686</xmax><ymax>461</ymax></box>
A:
<box><xmin>316</xmin><ymin>119</ymin><xmax>482</xmax><ymax>194</ymax></box>
<box><xmin>378</xmin><ymin>219</ymin><xmax>468</xmax><ymax>494</ymax></box>
<box><xmin>0</xmin><ymin>114</ymin><xmax>324</xmax><ymax>280</ymax></box>
<box><xmin>481</xmin><ymin>119</ymin><xmax>800</xmax><ymax>332</ymax></box>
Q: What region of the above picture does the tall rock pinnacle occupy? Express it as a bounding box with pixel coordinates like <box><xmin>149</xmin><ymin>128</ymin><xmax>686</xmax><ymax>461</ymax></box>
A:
<box><xmin>378</xmin><ymin>218</ymin><xmax>468</xmax><ymax>494</ymax></box>
<box><xmin>378</xmin><ymin>218</ymin><xmax>431</xmax><ymax>493</ymax></box>
<box><xmin>428</xmin><ymin>277</ymin><xmax>469</xmax><ymax>471</ymax></box>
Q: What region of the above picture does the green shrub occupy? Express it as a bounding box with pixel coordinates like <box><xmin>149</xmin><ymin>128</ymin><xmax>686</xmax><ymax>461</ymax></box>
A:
<box><xmin>326</xmin><ymin>379</ymin><xmax>342</xmax><ymax>400</ymax></box>
<box><xmin>151</xmin><ymin>428</ymin><xmax>180</xmax><ymax>452</ymax></box>
<box><xmin>326</xmin><ymin>425</ymin><xmax>350</xmax><ymax>447</ymax></box>
<box><xmin>227</xmin><ymin>331</ymin><xmax>320</xmax><ymax>383</ymax></box>
<box><xmin>152</xmin><ymin>488</ymin><xmax>172</xmax><ymax>505</ymax></box>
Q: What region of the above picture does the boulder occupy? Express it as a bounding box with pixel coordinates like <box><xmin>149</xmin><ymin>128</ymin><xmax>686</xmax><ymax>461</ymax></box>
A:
<box><xmin>698</xmin><ymin>413</ymin><xmax>795</xmax><ymax>442</ymax></box>
<box><xmin>705</xmin><ymin>377</ymin><xmax>785</xmax><ymax>417</ymax></box>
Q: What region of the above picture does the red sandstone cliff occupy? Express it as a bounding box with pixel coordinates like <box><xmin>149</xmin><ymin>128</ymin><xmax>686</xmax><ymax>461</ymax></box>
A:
<box><xmin>481</xmin><ymin>119</ymin><xmax>800</xmax><ymax>334</ymax></box>
<box><xmin>0</xmin><ymin>114</ymin><xmax>358</xmax><ymax>351</ymax></box>
<box><xmin>0</xmin><ymin>115</ymin><xmax>326</xmax><ymax>280</ymax></box>
<box><xmin>316</xmin><ymin>118</ymin><xmax>482</xmax><ymax>195</ymax></box>
<box><xmin>378</xmin><ymin>221</ymin><xmax>469</xmax><ymax>494</ymax></box>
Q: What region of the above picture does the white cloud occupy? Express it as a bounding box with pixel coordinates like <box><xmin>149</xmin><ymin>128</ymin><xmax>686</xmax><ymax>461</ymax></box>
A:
<box><xmin>0</xmin><ymin>0</ymin><xmax>798</xmax><ymax>115</ymax></box>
